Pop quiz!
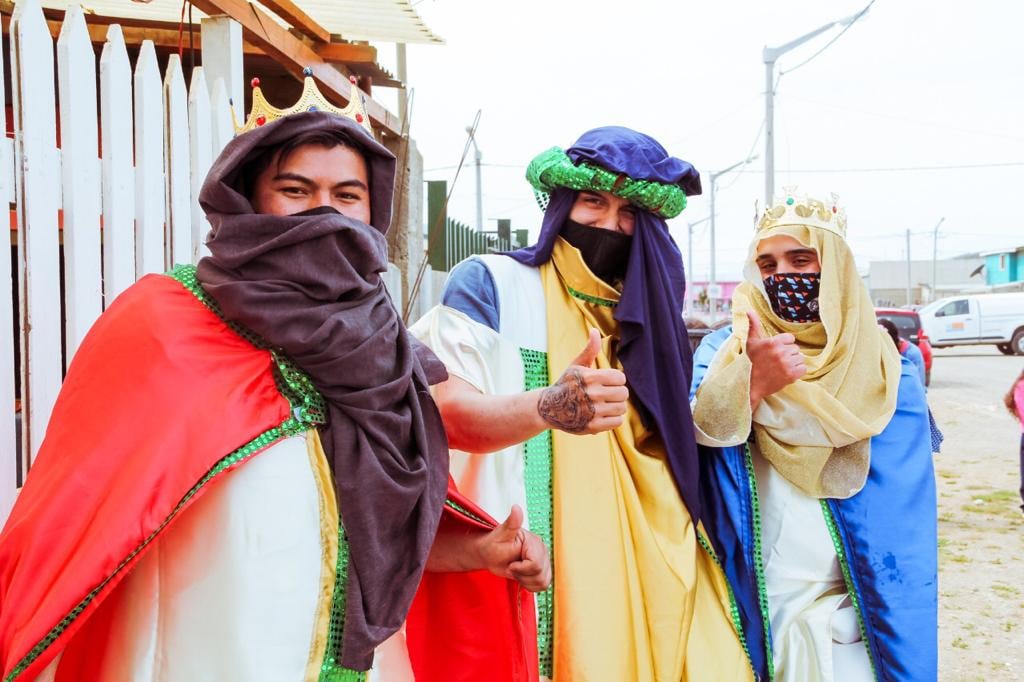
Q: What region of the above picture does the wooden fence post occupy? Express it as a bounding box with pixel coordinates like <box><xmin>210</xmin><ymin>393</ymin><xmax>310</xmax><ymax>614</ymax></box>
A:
<box><xmin>57</xmin><ymin>4</ymin><xmax>102</xmax><ymax>364</ymax></box>
<box><xmin>0</xmin><ymin>0</ymin><xmax>17</xmax><ymax>520</ymax></box>
<box><xmin>134</xmin><ymin>41</ymin><xmax>166</xmax><ymax>276</ymax></box>
<box><xmin>188</xmin><ymin>67</ymin><xmax>214</xmax><ymax>260</ymax></box>
<box><xmin>164</xmin><ymin>55</ymin><xmax>192</xmax><ymax>267</ymax></box>
<box><xmin>11</xmin><ymin>0</ymin><xmax>63</xmax><ymax>469</ymax></box>
<box><xmin>99</xmin><ymin>25</ymin><xmax>135</xmax><ymax>303</ymax></box>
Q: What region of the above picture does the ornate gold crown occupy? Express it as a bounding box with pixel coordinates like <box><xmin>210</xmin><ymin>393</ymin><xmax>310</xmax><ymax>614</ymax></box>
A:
<box><xmin>234</xmin><ymin>67</ymin><xmax>373</xmax><ymax>135</ymax></box>
<box><xmin>756</xmin><ymin>186</ymin><xmax>847</xmax><ymax>239</ymax></box>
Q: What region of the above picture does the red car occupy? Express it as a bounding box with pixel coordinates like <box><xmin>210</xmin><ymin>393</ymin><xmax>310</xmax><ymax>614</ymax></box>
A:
<box><xmin>875</xmin><ymin>308</ymin><xmax>933</xmax><ymax>386</ymax></box>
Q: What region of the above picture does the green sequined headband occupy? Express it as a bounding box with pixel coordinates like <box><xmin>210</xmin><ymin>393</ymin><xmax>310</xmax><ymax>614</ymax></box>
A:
<box><xmin>525</xmin><ymin>147</ymin><xmax>688</xmax><ymax>219</ymax></box>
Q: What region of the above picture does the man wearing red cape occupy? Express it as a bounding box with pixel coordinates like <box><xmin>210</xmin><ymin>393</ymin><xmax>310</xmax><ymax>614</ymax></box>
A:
<box><xmin>0</xmin><ymin>74</ymin><xmax>545</xmax><ymax>681</ymax></box>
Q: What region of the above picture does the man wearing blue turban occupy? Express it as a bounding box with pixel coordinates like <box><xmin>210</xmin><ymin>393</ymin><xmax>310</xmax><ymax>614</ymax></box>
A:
<box><xmin>412</xmin><ymin>127</ymin><xmax>752</xmax><ymax>680</ymax></box>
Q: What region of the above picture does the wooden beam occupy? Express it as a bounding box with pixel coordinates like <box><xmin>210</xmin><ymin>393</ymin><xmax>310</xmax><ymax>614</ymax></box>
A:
<box><xmin>189</xmin><ymin>0</ymin><xmax>399</xmax><ymax>137</ymax></box>
<box><xmin>256</xmin><ymin>0</ymin><xmax>330</xmax><ymax>43</ymax></box>
<box><xmin>0</xmin><ymin>14</ymin><xmax>266</xmax><ymax>57</ymax></box>
<box><xmin>315</xmin><ymin>42</ymin><xmax>377</xmax><ymax>65</ymax></box>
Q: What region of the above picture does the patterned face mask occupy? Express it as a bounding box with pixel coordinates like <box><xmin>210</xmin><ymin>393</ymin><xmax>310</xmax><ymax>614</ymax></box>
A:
<box><xmin>762</xmin><ymin>272</ymin><xmax>822</xmax><ymax>323</ymax></box>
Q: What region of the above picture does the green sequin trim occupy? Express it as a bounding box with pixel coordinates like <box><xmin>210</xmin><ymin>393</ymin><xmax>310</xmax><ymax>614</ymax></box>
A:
<box><xmin>820</xmin><ymin>500</ymin><xmax>878</xmax><ymax>681</ymax></box>
<box><xmin>519</xmin><ymin>347</ymin><xmax>555</xmax><ymax>678</ymax></box>
<box><xmin>566</xmin><ymin>286</ymin><xmax>617</xmax><ymax>308</ymax></box>
<box><xmin>320</xmin><ymin>526</ymin><xmax>366</xmax><ymax>682</ymax></box>
<box><xmin>445</xmin><ymin>498</ymin><xmax>488</xmax><ymax>526</ymax></box>
<box><xmin>696</xmin><ymin>530</ymin><xmax>755</xmax><ymax>677</ymax></box>
<box><xmin>526</xmin><ymin>147</ymin><xmax>688</xmax><ymax>219</ymax></box>
<box><xmin>743</xmin><ymin>444</ymin><xmax>776</xmax><ymax>681</ymax></box>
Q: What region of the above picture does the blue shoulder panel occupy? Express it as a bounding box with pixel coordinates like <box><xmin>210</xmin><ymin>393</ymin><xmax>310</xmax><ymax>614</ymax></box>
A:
<box><xmin>441</xmin><ymin>258</ymin><xmax>500</xmax><ymax>332</ymax></box>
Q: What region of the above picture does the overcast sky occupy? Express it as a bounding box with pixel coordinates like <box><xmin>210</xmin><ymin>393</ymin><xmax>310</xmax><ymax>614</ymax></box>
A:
<box><xmin>374</xmin><ymin>0</ymin><xmax>1023</xmax><ymax>282</ymax></box>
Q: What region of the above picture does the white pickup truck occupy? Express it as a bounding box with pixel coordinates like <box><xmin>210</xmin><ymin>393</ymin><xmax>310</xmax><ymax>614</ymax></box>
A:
<box><xmin>919</xmin><ymin>292</ymin><xmax>1024</xmax><ymax>355</ymax></box>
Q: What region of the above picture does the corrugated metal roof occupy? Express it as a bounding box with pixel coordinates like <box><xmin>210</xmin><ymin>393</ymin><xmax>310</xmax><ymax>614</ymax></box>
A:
<box><xmin>40</xmin><ymin>0</ymin><xmax>444</xmax><ymax>45</ymax></box>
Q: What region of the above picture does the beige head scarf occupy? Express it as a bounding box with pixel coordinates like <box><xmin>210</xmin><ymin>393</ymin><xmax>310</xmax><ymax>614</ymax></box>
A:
<box><xmin>699</xmin><ymin>197</ymin><xmax>901</xmax><ymax>498</ymax></box>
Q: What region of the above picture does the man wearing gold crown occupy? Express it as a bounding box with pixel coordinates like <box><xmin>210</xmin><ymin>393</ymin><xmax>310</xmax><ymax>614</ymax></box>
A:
<box><xmin>0</xmin><ymin>74</ymin><xmax>548</xmax><ymax>681</ymax></box>
<box><xmin>689</xmin><ymin>189</ymin><xmax>937</xmax><ymax>681</ymax></box>
<box><xmin>411</xmin><ymin>127</ymin><xmax>753</xmax><ymax>680</ymax></box>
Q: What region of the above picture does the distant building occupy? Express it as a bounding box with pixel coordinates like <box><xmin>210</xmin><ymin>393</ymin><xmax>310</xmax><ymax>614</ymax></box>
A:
<box><xmin>865</xmin><ymin>256</ymin><xmax>986</xmax><ymax>307</ymax></box>
<box><xmin>980</xmin><ymin>246</ymin><xmax>1024</xmax><ymax>291</ymax></box>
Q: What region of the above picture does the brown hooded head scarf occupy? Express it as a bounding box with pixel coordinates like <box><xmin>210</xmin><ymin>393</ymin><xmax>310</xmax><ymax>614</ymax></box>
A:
<box><xmin>196</xmin><ymin>111</ymin><xmax>448</xmax><ymax>670</ymax></box>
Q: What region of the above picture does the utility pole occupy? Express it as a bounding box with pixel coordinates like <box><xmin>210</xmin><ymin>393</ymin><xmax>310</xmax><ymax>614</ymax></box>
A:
<box><xmin>395</xmin><ymin>44</ymin><xmax>408</xmax><ymax>128</ymax></box>
<box><xmin>762</xmin><ymin>5</ymin><xmax>871</xmax><ymax>204</ymax></box>
<box><xmin>930</xmin><ymin>216</ymin><xmax>946</xmax><ymax>303</ymax></box>
<box><xmin>905</xmin><ymin>229</ymin><xmax>912</xmax><ymax>306</ymax></box>
<box><xmin>466</xmin><ymin>123</ymin><xmax>483</xmax><ymax>232</ymax></box>
<box><xmin>707</xmin><ymin>154</ymin><xmax>758</xmax><ymax>322</ymax></box>
<box><xmin>685</xmin><ymin>216</ymin><xmax>710</xmax><ymax>317</ymax></box>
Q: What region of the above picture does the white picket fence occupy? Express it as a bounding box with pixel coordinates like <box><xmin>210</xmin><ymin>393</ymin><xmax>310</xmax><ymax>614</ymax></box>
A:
<box><xmin>1</xmin><ymin>0</ymin><xmax>237</xmax><ymax>522</ymax></box>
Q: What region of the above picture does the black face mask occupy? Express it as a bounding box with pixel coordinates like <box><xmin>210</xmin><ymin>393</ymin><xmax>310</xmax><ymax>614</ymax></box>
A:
<box><xmin>762</xmin><ymin>272</ymin><xmax>822</xmax><ymax>323</ymax></box>
<box><xmin>290</xmin><ymin>206</ymin><xmax>342</xmax><ymax>217</ymax></box>
<box><xmin>560</xmin><ymin>219</ymin><xmax>633</xmax><ymax>285</ymax></box>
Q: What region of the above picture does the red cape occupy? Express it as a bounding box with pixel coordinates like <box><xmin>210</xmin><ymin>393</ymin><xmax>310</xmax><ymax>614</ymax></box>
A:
<box><xmin>0</xmin><ymin>273</ymin><xmax>536</xmax><ymax>681</ymax></box>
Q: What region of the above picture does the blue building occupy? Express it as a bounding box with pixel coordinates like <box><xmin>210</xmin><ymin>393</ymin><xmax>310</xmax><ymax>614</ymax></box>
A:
<box><xmin>981</xmin><ymin>246</ymin><xmax>1024</xmax><ymax>287</ymax></box>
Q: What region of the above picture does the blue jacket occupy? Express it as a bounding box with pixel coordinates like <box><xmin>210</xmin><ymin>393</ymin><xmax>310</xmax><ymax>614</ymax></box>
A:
<box><xmin>692</xmin><ymin>327</ymin><xmax>937</xmax><ymax>682</ymax></box>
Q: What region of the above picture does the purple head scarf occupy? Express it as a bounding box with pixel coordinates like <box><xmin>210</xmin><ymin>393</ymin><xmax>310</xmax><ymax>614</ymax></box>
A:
<box><xmin>507</xmin><ymin>126</ymin><xmax>705</xmax><ymax>522</ymax></box>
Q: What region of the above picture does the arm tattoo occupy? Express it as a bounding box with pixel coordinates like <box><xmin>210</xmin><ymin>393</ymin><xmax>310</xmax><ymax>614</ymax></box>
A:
<box><xmin>538</xmin><ymin>368</ymin><xmax>596</xmax><ymax>433</ymax></box>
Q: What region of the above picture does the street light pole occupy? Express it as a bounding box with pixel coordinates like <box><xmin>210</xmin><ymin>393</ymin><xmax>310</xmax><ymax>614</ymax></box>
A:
<box><xmin>707</xmin><ymin>154</ymin><xmax>758</xmax><ymax>322</ymax></box>
<box><xmin>465</xmin><ymin>125</ymin><xmax>483</xmax><ymax>232</ymax></box>
<box><xmin>685</xmin><ymin>215</ymin><xmax>710</xmax><ymax>317</ymax></box>
<box><xmin>930</xmin><ymin>216</ymin><xmax>946</xmax><ymax>303</ymax></box>
<box><xmin>763</xmin><ymin>5</ymin><xmax>871</xmax><ymax>204</ymax></box>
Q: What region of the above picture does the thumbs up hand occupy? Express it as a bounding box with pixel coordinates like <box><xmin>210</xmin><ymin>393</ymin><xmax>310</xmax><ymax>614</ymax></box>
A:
<box><xmin>537</xmin><ymin>328</ymin><xmax>629</xmax><ymax>434</ymax></box>
<box><xmin>746</xmin><ymin>311</ymin><xmax>806</xmax><ymax>410</ymax></box>
<box><xmin>478</xmin><ymin>505</ymin><xmax>552</xmax><ymax>593</ymax></box>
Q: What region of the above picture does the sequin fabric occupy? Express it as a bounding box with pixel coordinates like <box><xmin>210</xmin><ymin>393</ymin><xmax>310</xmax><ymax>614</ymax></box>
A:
<box><xmin>320</xmin><ymin>527</ymin><xmax>365</xmax><ymax>682</ymax></box>
<box><xmin>519</xmin><ymin>347</ymin><xmax>555</xmax><ymax>678</ymax></box>
<box><xmin>526</xmin><ymin>147</ymin><xmax>688</xmax><ymax>219</ymax></box>
<box><xmin>566</xmin><ymin>285</ymin><xmax>617</xmax><ymax>308</ymax></box>
<box><xmin>820</xmin><ymin>500</ymin><xmax>878</xmax><ymax>679</ymax></box>
<box><xmin>743</xmin><ymin>444</ymin><xmax>776</xmax><ymax>681</ymax></box>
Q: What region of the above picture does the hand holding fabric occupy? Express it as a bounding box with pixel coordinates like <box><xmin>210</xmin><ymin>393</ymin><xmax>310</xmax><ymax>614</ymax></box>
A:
<box><xmin>538</xmin><ymin>328</ymin><xmax>628</xmax><ymax>434</ymax></box>
<box><xmin>746</xmin><ymin>311</ymin><xmax>806</xmax><ymax>411</ymax></box>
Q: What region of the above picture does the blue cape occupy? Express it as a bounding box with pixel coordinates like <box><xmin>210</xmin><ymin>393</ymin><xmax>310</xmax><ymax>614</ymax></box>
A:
<box><xmin>506</xmin><ymin>126</ymin><xmax>705</xmax><ymax>521</ymax></box>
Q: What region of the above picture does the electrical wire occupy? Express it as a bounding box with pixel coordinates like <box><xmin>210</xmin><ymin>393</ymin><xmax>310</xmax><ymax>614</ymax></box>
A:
<box><xmin>779</xmin><ymin>0</ymin><xmax>877</xmax><ymax>77</ymax></box>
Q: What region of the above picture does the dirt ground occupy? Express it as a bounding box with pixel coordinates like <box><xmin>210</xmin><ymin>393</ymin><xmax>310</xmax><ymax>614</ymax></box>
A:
<box><xmin>929</xmin><ymin>346</ymin><xmax>1023</xmax><ymax>680</ymax></box>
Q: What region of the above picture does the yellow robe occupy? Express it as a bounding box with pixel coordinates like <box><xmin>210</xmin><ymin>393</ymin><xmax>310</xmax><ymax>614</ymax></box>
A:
<box><xmin>544</xmin><ymin>238</ymin><xmax>751</xmax><ymax>681</ymax></box>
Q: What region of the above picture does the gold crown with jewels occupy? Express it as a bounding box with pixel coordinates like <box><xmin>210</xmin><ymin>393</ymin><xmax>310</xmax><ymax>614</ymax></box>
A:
<box><xmin>234</xmin><ymin>67</ymin><xmax>373</xmax><ymax>135</ymax></box>
<box><xmin>756</xmin><ymin>187</ymin><xmax>847</xmax><ymax>239</ymax></box>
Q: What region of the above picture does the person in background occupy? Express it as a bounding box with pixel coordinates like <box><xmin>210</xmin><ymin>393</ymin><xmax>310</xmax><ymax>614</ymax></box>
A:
<box><xmin>879</xmin><ymin>318</ymin><xmax>944</xmax><ymax>452</ymax></box>
<box><xmin>1006</xmin><ymin>368</ymin><xmax>1024</xmax><ymax>513</ymax></box>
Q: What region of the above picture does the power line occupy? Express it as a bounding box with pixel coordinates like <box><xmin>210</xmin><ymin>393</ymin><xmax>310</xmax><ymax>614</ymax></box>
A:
<box><xmin>779</xmin><ymin>0</ymin><xmax>877</xmax><ymax>77</ymax></box>
<box><xmin>736</xmin><ymin>160</ymin><xmax>1024</xmax><ymax>173</ymax></box>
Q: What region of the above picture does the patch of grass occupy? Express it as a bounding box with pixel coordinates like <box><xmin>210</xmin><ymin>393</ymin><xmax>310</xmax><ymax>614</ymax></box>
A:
<box><xmin>938</xmin><ymin>470</ymin><xmax>959</xmax><ymax>480</ymax></box>
<box><xmin>952</xmin><ymin>636</ymin><xmax>969</xmax><ymax>649</ymax></box>
<box><xmin>1003</xmin><ymin>622</ymin><xmax>1017</xmax><ymax>633</ymax></box>
<box><xmin>948</xmin><ymin>554</ymin><xmax>970</xmax><ymax>564</ymax></box>
<box><xmin>992</xmin><ymin>583</ymin><xmax>1021</xmax><ymax>597</ymax></box>
<box><xmin>962</xmin><ymin>490</ymin><xmax>1021</xmax><ymax>520</ymax></box>
<box><xmin>938</xmin><ymin>537</ymin><xmax>950</xmax><ymax>549</ymax></box>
